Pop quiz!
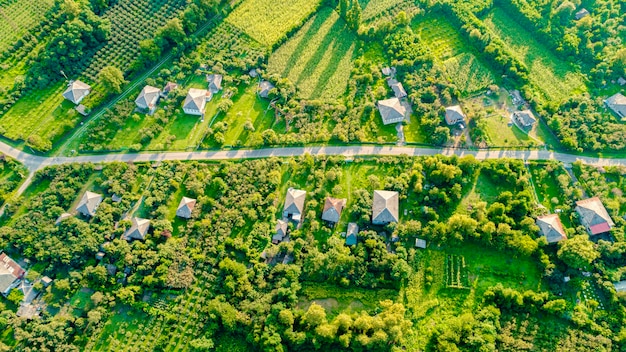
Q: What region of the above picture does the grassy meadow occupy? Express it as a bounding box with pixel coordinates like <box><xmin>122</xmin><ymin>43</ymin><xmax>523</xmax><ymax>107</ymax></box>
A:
<box><xmin>226</xmin><ymin>0</ymin><xmax>322</xmax><ymax>47</ymax></box>
<box><xmin>267</xmin><ymin>8</ymin><xmax>357</xmax><ymax>100</ymax></box>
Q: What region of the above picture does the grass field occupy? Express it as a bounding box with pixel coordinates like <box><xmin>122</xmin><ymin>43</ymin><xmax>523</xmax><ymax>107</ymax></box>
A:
<box><xmin>483</xmin><ymin>8</ymin><xmax>587</xmax><ymax>103</ymax></box>
<box><xmin>0</xmin><ymin>0</ymin><xmax>53</xmax><ymax>54</ymax></box>
<box><xmin>217</xmin><ymin>84</ymin><xmax>274</xmax><ymax>146</ymax></box>
<box><xmin>414</xmin><ymin>15</ymin><xmax>496</xmax><ymax>95</ymax></box>
<box><xmin>267</xmin><ymin>8</ymin><xmax>357</xmax><ymax>100</ymax></box>
<box><xmin>226</xmin><ymin>0</ymin><xmax>322</xmax><ymax>47</ymax></box>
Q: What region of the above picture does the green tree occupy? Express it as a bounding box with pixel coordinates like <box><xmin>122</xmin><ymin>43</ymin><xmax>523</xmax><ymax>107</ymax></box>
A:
<box><xmin>557</xmin><ymin>235</ymin><xmax>599</xmax><ymax>269</ymax></box>
<box><xmin>6</xmin><ymin>289</ymin><xmax>23</xmax><ymax>306</ymax></box>
<box><xmin>98</xmin><ymin>66</ymin><xmax>127</xmax><ymax>94</ymax></box>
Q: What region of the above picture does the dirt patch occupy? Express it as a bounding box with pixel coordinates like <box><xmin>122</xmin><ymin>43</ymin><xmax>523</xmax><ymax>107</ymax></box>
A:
<box><xmin>311</xmin><ymin>298</ymin><xmax>338</xmax><ymax>312</ymax></box>
<box><xmin>348</xmin><ymin>300</ymin><xmax>364</xmax><ymax>311</ymax></box>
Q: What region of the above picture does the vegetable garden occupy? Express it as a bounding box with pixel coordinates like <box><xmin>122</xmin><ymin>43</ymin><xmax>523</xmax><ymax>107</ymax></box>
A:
<box><xmin>444</xmin><ymin>254</ymin><xmax>469</xmax><ymax>289</ymax></box>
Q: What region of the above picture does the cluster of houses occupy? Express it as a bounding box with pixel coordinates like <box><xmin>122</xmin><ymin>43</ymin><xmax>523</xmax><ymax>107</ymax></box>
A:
<box><xmin>272</xmin><ymin>188</ymin><xmax>427</xmax><ymax>249</ymax></box>
<box><xmin>377</xmin><ymin>67</ymin><xmax>412</xmax><ymax>125</ymax></box>
<box><xmin>536</xmin><ymin>196</ymin><xmax>615</xmax><ymax>244</ymax></box>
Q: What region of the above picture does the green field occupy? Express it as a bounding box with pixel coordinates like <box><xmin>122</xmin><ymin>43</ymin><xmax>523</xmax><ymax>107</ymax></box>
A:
<box><xmin>414</xmin><ymin>15</ymin><xmax>496</xmax><ymax>95</ymax></box>
<box><xmin>267</xmin><ymin>8</ymin><xmax>357</xmax><ymax>100</ymax></box>
<box><xmin>483</xmin><ymin>8</ymin><xmax>587</xmax><ymax>103</ymax></box>
<box><xmin>226</xmin><ymin>0</ymin><xmax>322</xmax><ymax>47</ymax></box>
<box><xmin>0</xmin><ymin>0</ymin><xmax>53</xmax><ymax>54</ymax></box>
<box><xmin>361</xmin><ymin>0</ymin><xmax>416</xmax><ymax>23</ymax></box>
<box><xmin>216</xmin><ymin>84</ymin><xmax>274</xmax><ymax>146</ymax></box>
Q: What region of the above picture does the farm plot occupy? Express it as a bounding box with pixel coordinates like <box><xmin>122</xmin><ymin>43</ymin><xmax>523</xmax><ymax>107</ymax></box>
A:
<box><xmin>267</xmin><ymin>8</ymin><xmax>357</xmax><ymax>100</ymax></box>
<box><xmin>361</xmin><ymin>0</ymin><xmax>417</xmax><ymax>24</ymax></box>
<box><xmin>483</xmin><ymin>8</ymin><xmax>587</xmax><ymax>103</ymax></box>
<box><xmin>444</xmin><ymin>254</ymin><xmax>469</xmax><ymax>288</ymax></box>
<box><xmin>414</xmin><ymin>15</ymin><xmax>496</xmax><ymax>95</ymax></box>
<box><xmin>225</xmin><ymin>0</ymin><xmax>322</xmax><ymax>47</ymax></box>
<box><xmin>82</xmin><ymin>0</ymin><xmax>188</xmax><ymax>81</ymax></box>
<box><xmin>0</xmin><ymin>0</ymin><xmax>53</xmax><ymax>55</ymax></box>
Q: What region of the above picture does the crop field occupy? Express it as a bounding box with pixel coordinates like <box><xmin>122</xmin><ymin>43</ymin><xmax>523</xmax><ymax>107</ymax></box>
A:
<box><xmin>267</xmin><ymin>8</ymin><xmax>357</xmax><ymax>100</ymax></box>
<box><xmin>225</xmin><ymin>0</ymin><xmax>322</xmax><ymax>47</ymax></box>
<box><xmin>482</xmin><ymin>8</ymin><xmax>587</xmax><ymax>103</ymax></box>
<box><xmin>82</xmin><ymin>0</ymin><xmax>187</xmax><ymax>81</ymax></box>
<box><xmin>414</xmin><ymin>15</ymin><xmax>496</xmax><ymax>95</ymax></box>
<box><xmin>361</xmin><ymin>0</ymin><xmax>416</xmax><ymax>23</ymax></box>
<box><xmin>0</xmin><ymin>0</ymin><xmax>53</xmax><ymax>54</ymax></box>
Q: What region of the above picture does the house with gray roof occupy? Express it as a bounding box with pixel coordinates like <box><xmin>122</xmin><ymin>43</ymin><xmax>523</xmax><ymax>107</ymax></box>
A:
<box><xmin>575</xmin><ymin>197</ymin><xmax>615</xmax><ymax>236</ymax></box>
<box><xmin>346</xmin><ymin>223</ymin><xmax>358</xmax><ymax>246</ymax></box>
<box><xmin>162</xmin><ymin>82</ymin><xmax>178</xmax><ymax>97</ymax></box>
<box><xmin>123</xmin><ymin>217</ymin><xmax>151</xmax><ymax>241</ymax></box>
<box><xmin>63</xmin><ymin>80</ymin><xmax>91</xmax><ymax>105</ymax></box>
<box><xmin>0</xmin><ymin>253</ymin><xmax>25</xmax><ymax>296</ymax></box>
<box><xmin>283</xmin><ymin>188</ymin><xmax>306</xmax><ymax>222</ymax></box>
<box><xmin>321</xmin><ymin>197</ymin><xmax>346</xmax><ymax>225</ymax></box>
<box><xmin>512</xmin><ymin>109</ymin><xmax>537</xmax><ymax>128</ymax></box>
<box><xmin>372</xmin><ymin>190</ymin><xmax>399</xmax><ymax>225</ymax></box>
<box><xmin>445</xmin><ymin>105</ymin><xmax>466</xmax><ymax>125</ymax></box>
<box><xmin>183</xmin><ymin>88</ymin><xmax>208</xmax><ymax>116</ymax></box>
<box><xmin>536</xmin><ymin>214</ymin><xmax>567</xmax><ymax>243</ymax></box>
<box><xmin>273</xmin><ymin>219</ymin><xmax>288</xmax><ymax>244</ymax></box>
<box><xmin>135</xmin><ymin>85</ymin><xmax>161</xmax><ymax>114</ymax></box>
<box><xmin>55</xmin><ymin>212</ymin><xmax>73</xmax><ymax>225</ymax></box>
<box><xmin>415</xmin><ymin>238</ymin><xmax>427</xmax><ymax>249</ymax></box>
<box><xmin>176</xmin><ymin>197</ymin><xmax>196</xmax><ymax>219</ymax></box>
<box><xmin>605</xmin><ymin>93</ymin><xmax>626</xmax><ymax>118</ymax></box>
<box><xmin>258</xmin><ymin>81</ymin><xmax>275</xmax><ymax>98</ymax></box>
<box><xmin>387</xmin><ymin>79</ymin><xmax>407</xmax><ymax>99</ymax></box>
<box><xmin>575</xmin><ymin>8</ymin><xmax>589</xmax><ymax>20</ymax></box>
<box><xmin>76</xmin><ymin>191</ymin><xmax>103</xmax><ymax>217</ymax></box>
<box><xmin>377</xmin><ymin>98</ymin><xmax>406</xmax><ymax>125</ymax></box>
<box><xmin>207</xmin><ymin>74</ymin><xmax>223</xmax><ymax>94</ymax></box>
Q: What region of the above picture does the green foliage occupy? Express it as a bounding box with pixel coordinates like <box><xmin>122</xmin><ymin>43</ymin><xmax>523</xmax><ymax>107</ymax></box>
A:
<box><xmin>97</xmin><ymin>66</ymin><xmax>126</xmax><ymax>95</ymax></box>
<box><xmin>557</xmin><ymin>235</ymin><xmax>600</xmax><ymax>270</ymax></box>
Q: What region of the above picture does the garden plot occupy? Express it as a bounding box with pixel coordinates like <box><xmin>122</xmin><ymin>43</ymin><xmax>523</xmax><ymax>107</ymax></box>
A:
<box><xmin>444</xmin><ymin>254</ymin><xmax>469</xmax><ymax>289</ymax></box>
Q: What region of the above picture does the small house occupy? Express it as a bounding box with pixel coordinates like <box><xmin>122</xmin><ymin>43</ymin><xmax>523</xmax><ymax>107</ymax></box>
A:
<box><xmin>512</xmin><ymin>109</ymin><xmax>537</xmax><ymax>128</ymax></box>
<box><xmin>618</xmin><ymin>77</ymin><xmax>626</xmax><ymax>86</ymax></box>
<box><xmin>76</xmin><ymin>191</ymin><xmax>103</xmax><ymax>217</ymax></box>
<box><xmin>372</xmin><ymin>190</ymin><xmax>399</xmax><ymax>225</ymax></box>
<box><xmin>258</xmin><ymin>81</ymin><xmax>275</xmax><ymax>98</ymax></box>
<box><xmin>0</xmin><ymin>253</ymin><xmax>25</xmax><ymax>296</ymax></box>
<box><xmin>346</xmin><ymin>223</ymin><xmax>358</xmax><ymax>246</ymax></box>
<box><xmin>444</xmin><ymin>105</ymin><xmax>466</xmax><ymax>125</ymax></box>
<box><xmin>207</xmin><ymin>74</ymin><xmax>223</xmax><ymax>94</ymax></box>
<box><xmin>62</xmin><ymin>80</ymin><xmax>91</xmax><ymax>105</ymax></box>
<box><xmin>415</xmin><ymin>238</ymin><xmax>427</xmax><ymax>249</ymax></box>
<box><xmin>575</xmin><ymin>8</ymin><xmax>590</xmax><ymax>20</ymax></box>
<box><xmin>183</xmin><ymin>88</ymin><xmax>208</xmax><ymax>116</ymax></box>
<box><xmin>381</xmin><ymin>67</ymin><xmax>395</xmax><ymax>76</ymax></box>
<box><xmin>273</xmin><ymin>220</ymin><xmax>288</xmax><ymax>244</ymax></box>
<box><xmin>176</xmin><ymin>197</ymin><xmax>197</xmax><ymax>219</ymax></box>
<box><xmin>377</xmin><ymin>98</ymin><xmax>406</xmax><ymax>125</ymax></box>
<box><xmin>321</xmin><ymin>197</ymin><xmax>346</xmax><ymax>225</ymax></box>
<box><xmin>575</xmin><ymin>197</ymin><xmax>615</xmax><ymax>236</ymax></box>
<box><xmin>283</xmin><ymin>188</ymin><xmax>306</xmax><ymax>222</ymax></box>
<box><xmin>55</xmin><ymin>213</ymin><xmax>72</xmax><ymax>225</ymax></box>
<box><xmin>615</xmin><ymin>281</ymin><xmax>626</xmax><ymax>293</ymax></box>
<box><xmin>605</xmin><ymin>93</ymin><xmax>626</xmax><ymax>118</ymax></box>
<box><xmin>123</xmin><ymin>217</ymin><xmax>151</xmax><ymax>241</ymax></box>
<box><xmin>162</xmin><ymin>82</ymin><xmax>178</xmax><ymax>97</ymax></box>
<box><xmin>536</xmin><ymin>214</ymin><xmax>567</xmax><ymax>243</ymax></box>
<box><xmin>387</xmin><ymin>79</ymin><xmax>407</xmax><ymax>99</ymax></box>
<box><xmin>41</xmin><ymin>276</ymin><xmax>52</xmax><ymax>288</ymax></box>
<box><xmin>249</xmin><ymin>69</ymin><xmax>258</xmax><ymax>78</ymax></box>
<box><xmin>135</xmin><ymin>85</ymin><xmax>162</xmax><ymax>114</ymax></box>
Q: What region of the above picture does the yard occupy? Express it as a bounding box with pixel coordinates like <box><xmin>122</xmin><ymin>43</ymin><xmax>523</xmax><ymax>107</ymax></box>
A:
<box><xmin>267</xmin><ymin>7</ymin><xmax>357</xmax><ymax>100</ymax></box>
<box><xmin>482</xmin><ymin>8</ymin><xmax>587</xmax><ymax>104</ymax></box>
<box><xmin>225</xmin><ymin>0</ymin><xmax>322</xmax><ymax>47</ymax></box>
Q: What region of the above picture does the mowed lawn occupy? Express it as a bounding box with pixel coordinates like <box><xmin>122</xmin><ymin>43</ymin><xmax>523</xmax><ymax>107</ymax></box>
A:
<box><xmin>483</xmin><ymin>8</ymin><xmax>587</xmax><ymax>103</ymax></box>
<box><xmin>225</xmin><ymin>0</ymin><xmax>322</xmax><ymax>47</ymax></box>
<box><xmin>0</xmin><ymin>83</ymin><xmax>79</xmax><ymax>144</ymax></box>
<box><xmin>267</xmin><ymin>8</ymin><xmax>357</xmax><ymax>100</ymax></box>
<box><xmin>414</xmin><ymin>15</ymin><xmax>496</xmax><ymax>95</ymax></box>
<box><xmin>219</xmin><ymin>84</ymin><xmax>273</xmax><ymax>146</ymax></box>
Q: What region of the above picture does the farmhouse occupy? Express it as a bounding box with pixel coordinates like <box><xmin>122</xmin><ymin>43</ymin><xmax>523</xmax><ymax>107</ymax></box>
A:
<box><xmin>135</xmin><ymin>85</ymin><xmax>161</xmax><ymax>114</ymax></box>
<box><xmin>444</xmin><ymin>105</ymin><xmax>466</xmax><ymax>125</ymax></box>
<box><xmin>321</xmin><ymin>197</ymin><xmax>346</xmax><ymax>225</ymax></box>
<box><xmin>512</xmin><ymin>109</ymin><xmax>537</xmax><ymax>128</ymax></box>
<box><xmin>273</xmin><ymin>220</ymin><xmax>288</xmax><ymax>244</ymax></box>
<box><xmin>62</xmin><ymin>80</ymin><xmax>91</xmax><ymax>105</ymax></box>
<box><xmin>346</xmin><ymin>223</ymin><xmax>358</xmax><ymax>246</ymax></box>
<box><xmin>605</xmin><ymin>93</ymin><xmax>626</xmax><ymax>118</ymax></box>
<box><xmin>207</xmin><ymin>74</ymin><xmax>223</xmax><ymax>94</ymax></box>
<box><xmin>123</xmin><ymin>217</ymin><xmax>151</xmax><ymax>241</ymax></box>
<box><xmin>76</xmin><ymin>191</ymin><xmax>103</xmax><ymax>217</ymax></box>
<box><xmin>258</xmin><ymin>80</ymin><xmax>275</xmax><ymax>98</ymax></box>
<box><xmin>536</xmin><ymin>214</ymin><xmax>567</xmax><ymax>243</ymax></box>
<box><xmin>372</xmin><ymin>190</ymin><xmax>399</xmax><ymax>225</ymax></box>
<box><xmin>0</xmin><ymin>253</ymin><xmax>25</xmax><ymax>296</ymax></box>
<box><xmin>55</xmin><ymin>212</ymin><xmax>72</xmax><ymax>225</ymax></box>
<box><xmin>283</xmin><ymin>188</ymin><xmax>306</xmax><ymax>222</ymax></box>
<box><xmin>176</xmin><ymin>197</ymin><xmax>197</xmax><ymax>219</ymax></box>
<box><xmin>183</xmin><ymin>88</ymin><xmax>208</xmax><ymax>116</ymax></box>
<box><xmin>387</xmin><ymin>79</ymin><xmax>407</xmax><ymax>99</ymax></box>
<box><xmin>575</xmin><ymin>197</ymin><xmax>615</xmax><ymax>236</ymax></box>
<box><xmin>162</xmin><ymin>82</ymin><xmax>178</xmax><ymax>97</ymax></box>
<box><xmin>575</xmin><ymin>8</ymin><xmax>589</xmax><ymax>20</ymax></box>
<box><xmin>377</xmin><ymin>98</ymin><xmax>406</xmax><ymax>125</ymax></box>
